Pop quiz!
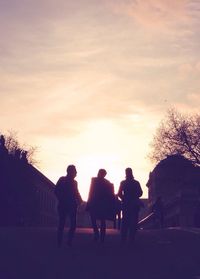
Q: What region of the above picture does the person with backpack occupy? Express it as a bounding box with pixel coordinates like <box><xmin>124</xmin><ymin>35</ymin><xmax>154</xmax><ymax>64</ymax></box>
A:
<box><xmin>54</xmin><ymin>165</ymin><xmax>82</xmax><ymax>247</ymax></box>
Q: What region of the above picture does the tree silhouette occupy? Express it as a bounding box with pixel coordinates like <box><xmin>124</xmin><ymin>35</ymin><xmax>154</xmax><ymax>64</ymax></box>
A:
<box><xmin>2</xmin><ymin>130</ymin><xmax>38</xmax><ymax>165</ymax></box>
<box><xmin>149</xmin><ymin>108</ymin><xmax>200</xmax><ymax>166</ymax></box>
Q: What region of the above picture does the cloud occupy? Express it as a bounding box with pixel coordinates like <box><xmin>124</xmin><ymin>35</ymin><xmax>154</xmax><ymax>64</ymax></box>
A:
<box><xmin>186</xmin><ymin>93</ymin><xmax>200</xmax><ymax>107</ymax></box>
<box><xmin>1</xmin><ymin>0</ymin><xmax>200</xmax><ymax>196</ymax></box>
<box><xmin>178</xmin><ymin>61</ymin><xmax>200</xmax><ymax>78</ymax></box>
<box><xmin>0</xmin><ymin>0</ymin><xmax>199</xmax><ymax>142</ymax></box>
<box><xmin>109</xmin><ymin>0</ymin><xmax>200</xmax><ymax>36</ymax></box>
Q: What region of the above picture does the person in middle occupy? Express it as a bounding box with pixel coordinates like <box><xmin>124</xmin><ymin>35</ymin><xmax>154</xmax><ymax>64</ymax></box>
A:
<box><xmin>86</xmin><ymin>169</ymin><xmax>115</xmax><ymax>243</ymax></box>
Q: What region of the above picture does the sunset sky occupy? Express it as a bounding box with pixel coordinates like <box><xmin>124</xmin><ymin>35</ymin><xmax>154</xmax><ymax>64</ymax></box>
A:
<box><xmin>0</xmin><ymin>0</ymin><xmax>200</xmax><ymax>200</ymax></box>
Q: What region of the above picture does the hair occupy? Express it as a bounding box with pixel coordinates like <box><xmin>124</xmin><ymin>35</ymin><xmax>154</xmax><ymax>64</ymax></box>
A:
<box><xmin>66</xmin><ymin>165</ymin><xmax>76</xmax><ymax>175</ymax></box>
<box><xmin>97</xmin><ymin>169</ymin><xmax>107</xmax><ymax>178</ymax></box>
<box><xmin>125</xmin><ymin>167</ymin><xmax>134</xmax><ymax>179</ymax></box>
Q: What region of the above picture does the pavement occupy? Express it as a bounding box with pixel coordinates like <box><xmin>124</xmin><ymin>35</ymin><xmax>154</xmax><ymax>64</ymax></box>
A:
<box><xmin>0</xmin><ymin>227</ymin><xmax>200</xmax><ymax>279</ymax></box>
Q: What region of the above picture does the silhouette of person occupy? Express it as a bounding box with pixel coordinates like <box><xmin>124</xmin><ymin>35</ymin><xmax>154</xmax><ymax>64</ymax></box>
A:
<box><xmin>54</xmin><ymin>165</ymin><xmax>82</xmax><ymax>247</ymax></box>
<box><xmin>118</xmin><ymin>168</ymin><xmax>143</xmax><ymax>243</ymax></box>
<box><xmin>86</xmin><ymin>169</ymin><xmax>115</xmax><ymax>243</ymax></box>
<box><xmin>113</xmin><ymin>195</ymin><xmax>122</xmax><ymax>230</ymax></box>
<box><xmin>152</xmin><ymin>196</ymin><xmax>164</xmax><ymax>228</ymax></box>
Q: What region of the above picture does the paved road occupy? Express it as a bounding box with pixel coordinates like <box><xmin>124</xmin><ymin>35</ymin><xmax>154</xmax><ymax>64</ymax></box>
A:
<box><xmin>0</xmin><ymin>227</ymin><xmax>200</xmax><ymax>279</ymax></box>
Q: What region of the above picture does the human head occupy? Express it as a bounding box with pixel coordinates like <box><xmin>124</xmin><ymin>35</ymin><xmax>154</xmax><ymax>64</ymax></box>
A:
<box><xmin>97</xmin><ymin>169</ymin><xmax>107</xmax><ymax>178</ymax></box>
<box><xmin>125</xmin><ymin>167</ymin><xmax>134</xmax><ymax>179</ymax></box>
<box><xmin>66</xmin><ymin>165</ymin><xmax>77</xmax><ymax>178</ymax></box>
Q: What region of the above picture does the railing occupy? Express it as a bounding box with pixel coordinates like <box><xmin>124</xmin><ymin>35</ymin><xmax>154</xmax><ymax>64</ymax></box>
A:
<box><xmin>138</xmin><ymin>195</ymin><xmax>182</xmax><ymax>229</ymax></box>
<box><xmin>138</xmin><ymin>212</ymin><xmax>154</xmax><ymax>229</ymax></box>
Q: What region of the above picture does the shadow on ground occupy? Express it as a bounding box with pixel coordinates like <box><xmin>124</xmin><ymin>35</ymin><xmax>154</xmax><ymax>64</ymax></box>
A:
<box><xmin>0</xmin><ymin>227</ymin><xmax>200</xmax><ymax>279</ymax></box>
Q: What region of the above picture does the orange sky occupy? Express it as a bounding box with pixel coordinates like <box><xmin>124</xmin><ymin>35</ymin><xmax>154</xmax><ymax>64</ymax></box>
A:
<box><xmin>0</xmin><ymin>0</ymin><xmax>200</xmax><ymax>200</ymax></box>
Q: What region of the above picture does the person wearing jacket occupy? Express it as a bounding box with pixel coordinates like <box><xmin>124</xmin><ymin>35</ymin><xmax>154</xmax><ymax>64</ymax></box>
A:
<box><xmin>87</xmin><ymin>169</ymin><xmax>115</xmax><ymax>243</ymax></box>
<box><xmin>54</xmin><ymin>165</ymin><xmax>82</xmax><ymax>247</ymax></box>
<box><xmin>118</xmin><ymin>168</ymin><xmax>143</xmax><ymax>243</ymax></box>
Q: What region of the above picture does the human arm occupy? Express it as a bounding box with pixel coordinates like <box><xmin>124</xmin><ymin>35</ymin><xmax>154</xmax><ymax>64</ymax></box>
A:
<box><xmin>86</xmin><ymin>178</ymin><xmax>95</xmax><ymax>210</ymax></box>
<box><xmin>54</xmin><ymin>177</ymin><xmax>64</xmax><ymax>201</ymax></box>
<box><xmin>74</xmin><ymin>181</ymin><xmax>83</xmax><ymax>205</ymax></box>
<box><xmin>117</xmin><ymin>182</ymin><xmax>123</xmax><ymax>200</ymax></box>
<box><xmin>109</xmin><ymin>182</ymin><xmax>115</xmax><ymax>196</ymax></box>
<box><xmin>136</xmin><ymin>181</ymin><xmax>143</xmax><ymax>198</ymax></box>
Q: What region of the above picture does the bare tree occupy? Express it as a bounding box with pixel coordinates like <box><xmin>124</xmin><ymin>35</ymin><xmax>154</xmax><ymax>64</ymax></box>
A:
<box><xmin>2</xmin><ymin>130</ymin><xmax>38</xmax><ymax>165</ymax></box>
<box><xmin>4</xmin><ymin>131</ymin><xmax>20</xmax><ymax>154</ymax></box>
<box><xmin>149</xmin><ymin>109</ymin><xmax>200</xmax><ymax>166</ymax></box>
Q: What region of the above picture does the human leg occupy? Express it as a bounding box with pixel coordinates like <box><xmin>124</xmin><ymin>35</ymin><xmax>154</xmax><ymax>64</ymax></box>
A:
<box><xmin>100</xmin><ymin>219</ymin><xmax>106</xmax><ymax>243</ymax></box>
<box><xmin>90</xmin><ymin>213</ymin><xmax>99</xmax><ymax>241</ymax></box>
<box><xmin>57</xmin><ymin>207</ymin><xmax>67</xmax><ymax>247</ymax></box>
<box><xmin>121</xmin><ymin>211</ymin><xmax>129</xmax><ymax>243</ymax></box>
<box><xmin>68</xmin><ymin>208</ymin><xmax>77</xmax><ymax>246</ymax></box>
<box><xmin>129</xmin><ymin>211</ymin><xmax>139</xmax><ymax>243</ymax></box>
<box><xmin>117</xmin><ymin>212</ymin><xmax>121</xmax><ymax>230</ymax></box>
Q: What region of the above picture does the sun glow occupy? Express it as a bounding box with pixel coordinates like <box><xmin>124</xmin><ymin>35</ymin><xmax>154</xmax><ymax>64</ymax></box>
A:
<box><xmin>37</xmin><ymin>118</ymin><xmax>149</xmax><ymax>201</ymax></box>
<box><xmin>76</xmin><ymin>154</ymin><xmax>125</xmax><ymax>201</ymax></box>
<box><xmin>72</xmin><ymin>120</ymin><xmax>130</xmax><ymax>200</ymax></box>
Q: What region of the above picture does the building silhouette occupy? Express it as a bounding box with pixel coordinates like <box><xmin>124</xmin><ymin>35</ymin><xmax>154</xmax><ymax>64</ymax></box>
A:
<box><xmin>0</xmin><ymin>146</ymin><xmax>58</xmax><ymax>226</ymax></box>
<box><xmin>146</xmin><ymin>155</ymin><xmax>200</xmax><ymax>227</ymax></box>
<box><xmin>29</xmin><ymin>165</ymin><xmax>58</xmax><ymax>226</ymax></box>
